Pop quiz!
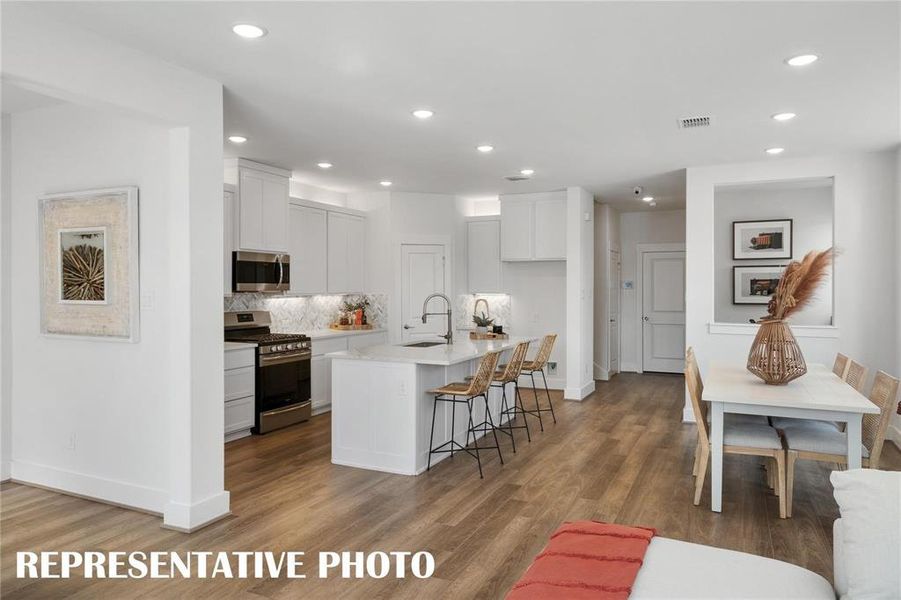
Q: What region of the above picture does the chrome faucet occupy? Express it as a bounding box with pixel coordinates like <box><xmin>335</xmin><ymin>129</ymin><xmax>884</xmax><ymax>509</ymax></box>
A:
<box><xmin>421</xmin><ymin>292</ymin><xmax>453</xmax><ymax>344</ymax></box>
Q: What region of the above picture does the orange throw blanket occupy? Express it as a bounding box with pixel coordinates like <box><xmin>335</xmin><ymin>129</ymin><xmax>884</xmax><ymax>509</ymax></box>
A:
<box><xmin>506</xmin><ymin>521</ymin><xmax>657</xmax><ymax>600</ymax></box>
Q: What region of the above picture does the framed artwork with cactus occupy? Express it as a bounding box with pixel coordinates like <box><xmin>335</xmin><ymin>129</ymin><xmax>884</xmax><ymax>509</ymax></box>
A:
<box><xmin>39</xmin><ymin>187</ymin><xmax>140</xmax><ymax>342</ymax></box>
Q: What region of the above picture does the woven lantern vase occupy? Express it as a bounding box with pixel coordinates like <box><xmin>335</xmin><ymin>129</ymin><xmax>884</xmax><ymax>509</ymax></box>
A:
<box><xmin>746</xmin><ymin>319</ymin><xmax>807</xmax><ymax>385</ymax></box>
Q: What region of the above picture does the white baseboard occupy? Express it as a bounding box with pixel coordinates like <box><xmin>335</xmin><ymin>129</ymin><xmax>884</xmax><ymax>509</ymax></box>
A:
<box><xmin>11</xmin><ymin>459</ymin><xmax>167</xmax><ymax>513</ymax></box>
<box><xmin>594</xmin><ymin>366</ymin><xmax>610</xmax><ymax>381</ymax></box>
<box><xmin>1</xmin><ymin>459</ymin><xmax>10</xmax><ymax>482</ymax></box>
<box><xmin>621</xmin><ymin>362</ymin><xmax>640</xmax><ymax>373</ymax></box>
<box><xmin>517</xmin><ymin>374</ymin><xmax>565</xmax><ymax>390</ymax></box>
<box><xmin>683</xmin><ymin>406</ymin><xmax>696</xmax><ymax>423</ymax></box>
<box><xmin>163</xmin><ymin>490</ymin><xmax>231</xmax><ymax>532</ymax></box>
<box><xmin>565</xmin><ymin>380</ymin><xmax>596</xmax><ymax>401</ymax></box>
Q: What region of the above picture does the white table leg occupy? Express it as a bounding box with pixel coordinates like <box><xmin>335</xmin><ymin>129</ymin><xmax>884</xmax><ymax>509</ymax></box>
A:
<box><xmin>711</xmin><ymin>402</ymin><xmax>724</xmax><ymax>512</ymax></box>
<box><xmin>846</xmin><ymin>414</ymin><xmax>863</xmax><ymax>470</ymax></box>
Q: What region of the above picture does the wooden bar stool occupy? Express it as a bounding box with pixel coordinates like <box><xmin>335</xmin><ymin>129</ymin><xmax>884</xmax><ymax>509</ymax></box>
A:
<box><xmin>522</xmin><ymin>334</ymin><xmax>558</xmax><ymax>430</ymax></box>
<box><xmin>467</xmin><ymin>341</ymin><xmax>532</xmax><ymax>452</ymax></box>
<box><xmin>427</xmin><ymin>351</ymin><xmax>503</xmax><ymax>478</ymax></box>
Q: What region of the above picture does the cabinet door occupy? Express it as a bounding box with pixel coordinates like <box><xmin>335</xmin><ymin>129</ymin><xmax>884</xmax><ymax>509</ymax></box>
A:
<box><xmin>238</xmin><ymin>169</ymin><xmax>264</xmax><ymax>251</ymax></box>
<box><xmin>534</xmin><ymin>196</ymin><xmax>567</xmax><ymax>260</ymax></box>
<box><xmin>468</xmin><ymin>220</ymin><xmax>502</xmax><ymax>292</ymax></box>
<box><xmin>500</xmin><ymin>201</ymin><xmax>533</xmax><ymax>261</ymax></box>
<box><xmin>311</xmin><ymin>355</ymin><xmax>331</xmax><ymax>413</ymax></box>
<box><xmin>288</xmin><ymin>205</ymin><xmax>328</xmax><ymax>294</ymax></box>
<box><xmin>224</xmin><ymin>189</ymin><xmax>235</xmax><ymax>296</ymax></box>
<box><xmin>262</xmin><ymin>176</ymin><xmax>289</xmax><ymax>252</ymax></box>
<box><xmin>327</xmin><ymin>212</ymin><xmax>365</xmax><ymax>293</ymax></box>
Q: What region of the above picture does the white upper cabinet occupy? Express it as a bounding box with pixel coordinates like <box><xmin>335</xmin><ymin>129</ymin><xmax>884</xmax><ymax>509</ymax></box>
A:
<box><xmin>500</xmin><ymin>201</ymin><xmax>533</xmax><ymax>260</ymax></box>
<box><xmin>467</xmin><ymin>218</ymin><xmax>502</xmax><ymax>292</ymax></box>
<box><xmin>327</xmin><ymin>211</ymin><xmax>365</xmax><ymax>294</ymax></box>
<box><xmin>500</xmin><ymin>191</ymin><xmax>566</xmax><ymax>261</ymax></box>
<box><xmin>288</xmin><ymin>203</ymin><xmax>328</xmax><ymax>295</ymax></box>
<box><xmin>534</xmin><ymin>197</ymin><xmax>567</xmax><ymax>260</ymax></box>
<box><xmin>224</xmin><ymin>185</ymin><xmax>236</xmax><ymax>296</ymax></box>
<box><xmin>225</xmin><ymin>159</ymin><xmax>290</xmax><ymax>253</ymax></box>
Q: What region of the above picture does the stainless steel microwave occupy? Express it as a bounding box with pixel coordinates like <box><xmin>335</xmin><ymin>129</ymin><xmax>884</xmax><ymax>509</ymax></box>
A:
<box><xmin>232</xmin><ymin>251</ymin><xmax>290</xmax><ymax>293</ymax></box>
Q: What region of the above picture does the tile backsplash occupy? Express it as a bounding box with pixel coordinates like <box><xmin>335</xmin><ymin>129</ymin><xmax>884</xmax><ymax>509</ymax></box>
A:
<box><xmin>224</xmin><ymin>293</ymin><xmax>388</xmax><ymax>332</ymax></box>
<box><xmin>455</xmin><ymin>294</ymin><xmax>512</xmax><ymax>330</ymax></box>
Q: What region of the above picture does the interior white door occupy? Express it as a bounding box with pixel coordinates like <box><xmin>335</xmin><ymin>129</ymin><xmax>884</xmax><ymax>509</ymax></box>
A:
<box><xmin>608</xmin><ymin>250</ymin><xmax>621</xmax><ymax>375</ymax></box>
<box><xmin>641</xmin><ymin>251</ymin><xmax>686</xmax><ymax>373</ymax></box>
<box><xmin>401</xmin><ymin>244</ymin><xmax>447</xmax><ymax>341</ymax></box>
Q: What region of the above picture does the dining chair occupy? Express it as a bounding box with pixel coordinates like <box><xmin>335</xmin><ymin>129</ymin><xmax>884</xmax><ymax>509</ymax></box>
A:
<box><xmin>832</xmin><ymin>353</ymin><xmax>851</xmax><ymax>379</ymax></box>
<box><xmin>783</xmin><ymin>370</ymin><xmax>900</xmax><ymax>517</ymax></box>
<box><xmin>685</xmin><ymin>348</ymin><xmax>787</xmax><ymax>517</ymax></box>
<box><xmin>844</xmin><ymin>360</ymin><xmax>869</xmax><ymax>393</ymax></box>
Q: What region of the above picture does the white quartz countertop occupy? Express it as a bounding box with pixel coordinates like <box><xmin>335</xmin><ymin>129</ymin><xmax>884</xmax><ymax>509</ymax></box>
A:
<box><xmin>309</xmin><ymin>328</ymin><xmax>387</xmax><ymax>341</ymax></box>
<box><xmin>327</xmin><ymin>336</ymin><xmax>536</xmax><ymax>366</ymax></box>
<box><xmin>224</xmin><ymin>341</ymin><xmax>257</xmax><ymax>351</ymax></box>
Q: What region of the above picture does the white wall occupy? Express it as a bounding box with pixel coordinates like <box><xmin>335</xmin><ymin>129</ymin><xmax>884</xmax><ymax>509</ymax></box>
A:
<box><xmin>619</xmin><ymin>210</ymin><xmax>687</xmax><ymax>371</ymax></box>
<box><xmin>593</xmin><ymin>203</ymin><xmax>620</xmax><ymax>380</ymax></box>
<box><xmin>714</xmin><ymin>184</ymin><xmax>834</xmax><ymax>326</ymax></box>
<box><xmin>565</xmin><ymin>187</ymin><xmax>595</xmax><ymax>399</ymax></box>
<box><xmin>894</xmin><ymin>146</ymin><xmax>901</xmax><ymax>446</ymax></box>
<box><xmin>290</xmin><ymin>180</ymin><xmax>347</xmax><ymax>208</ymax></box>
<box><xmin>3</xmin><ymin>6</ymin><xmax>226</xmax><ymax>529</ymax></box>
<box><xmin>686</xmin><ymin>152</ymin><xmax>899</xmax><ymax>423</ymax></box>
<box><xmin>0</xmin><ymin>115</ymin><xmax>11</xmax><ymax>481</ymax></box>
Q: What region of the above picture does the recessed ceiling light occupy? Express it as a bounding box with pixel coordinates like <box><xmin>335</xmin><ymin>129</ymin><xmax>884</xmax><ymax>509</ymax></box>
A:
<box><xmin>642</xmin><ymin>196</ymin><xmax>654</xmax><ymax>202</ymax></box>
<box><xmin>765</xmin><ymin>147</ymin><xmax>785</xmax><ymax>155</ymax></box>
<box><xmin>317</xmin><ymin>162</ymin><xmax>333</xmax><ymax>169</ymax></box>
<box><xmin>380</xmin><ymin>180</ymin><xmax>392</xmax><ymax>187</ymax></box>
<box><xmin>520</xmin><ymin>169</ymin><xmax>535</xmax><ymax>176</ymax></box>
<box><xmin>476</xmin><ymin>145</ymin><xmax>494</xmax><ymax>153</ymax></box>
<box><xmin>228</xmin><ymin>135</ymin><xmax>247</xmax><ymax>144</ymax></box>
<box><xmin>771</xmin><ymin>112</ymin><xmax>797</xmax><ymax>122</ymax></box>
<box><xmin>412</xmin><ymin>109</ymin><xmax>434</xmax><ymax>120</ymax></box>
<box><xmin>232</xmin><ymin>24</ymin><xmax>267</xmax><ymax>39</ymax></box>
<box><xmin>649</xmin><ymin>201</ymin><xmax>657</xmax><ymax>207</ymax></box>
<box><xmin>785</xmin><ymin>54</ymin><xmax>818</xmax><ymax>67</ymax></box>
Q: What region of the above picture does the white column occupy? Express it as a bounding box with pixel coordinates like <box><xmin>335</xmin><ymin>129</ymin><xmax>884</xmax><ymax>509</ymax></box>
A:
<box><xmin>565</xmin><ymin>187</ymin><xmax>595</xmax><ymax>400</ymax></box>
<box><xmin>0</xmin><ymin>114</ymin><xmax>11</xmax><ymax>482</ymax></box>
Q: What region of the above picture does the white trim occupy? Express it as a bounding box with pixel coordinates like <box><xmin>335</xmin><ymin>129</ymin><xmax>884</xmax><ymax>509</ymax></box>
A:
<box><xmin>707</xmin><ymin>322</ymin><xmax>840</xmax><ymax>338</ymax></box>
<box><xmin>11</xmin><ymin>459</ymin><xmax>167</xmax><ymax>513</ymax></box>
<box><xmin>565</xmin><ymin>380</ymin><xmax>596</xmax><ymax>401</ymax></box>
<box><xmin>288</xmin><ymin>195</ymin><xmax>365</xmax><ymax>218</ymax></box>
<box><xmin>635</xmin><ymin>243</ymin><xmax>686</xmax><ymax>373</ymax></box>
<box><xmin>224</xmin><ymin>157</ymin><xmax>291</xmax><ymax>179</ymax></box>
<box><xmin>516</xmin><ymin>374</ymin><xmax>565</xmax><ymax>390</ymax></box>
<box><xmin>621</xmin><ymin>361</ymin><xmax>640</xmax><ymax>373</ymax></box>
<box><xmin>594</xmin><ymin>365</ymin><xmax>610</xmax><ymax>381</ymax></box>
<box><xmin>163</xmin><ymin>490</ymin><xmax>231</xmax><ymax>532</ymax></box>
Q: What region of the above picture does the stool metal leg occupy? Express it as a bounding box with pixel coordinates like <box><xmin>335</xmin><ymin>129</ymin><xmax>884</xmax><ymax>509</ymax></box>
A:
<box><xmin>515</xmin><ymin>383</ymin><xmax>532</xmax><ymax>443</ymax></box>
<box><xmin>427</xmin><ymin>395</ymin><xmax>439</xmax><ymax>472</ymax></box>
<box><xmin>500</xmin><ymin>384</ymin><xmax>517</xmax><ymax>453</ymax></box>
<box><xmin>467</xmin><ymin>397</ymin><xmax>483</xmax><ymax>478</ymax></box>
<box><xmin>530</xmin><ymin>371</ymin><xmax>545</xmax><ymax>432</ymax></box>
<box><xmin>450</xmin><ymin>400</ymin><xmax>456</xmax><ymax>457</ymax></box>
<box><xmin>540</xmin><ymin>369</ymin><xmax>557</xmax><ymax>424</ymax></box>
<box><xmin>483</xmin><ymin>393</ymin><xmax>504</xmax><ymax>465</ymax></box>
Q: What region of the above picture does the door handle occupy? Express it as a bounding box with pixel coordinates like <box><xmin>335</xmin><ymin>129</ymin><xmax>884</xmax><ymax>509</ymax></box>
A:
<box><xmin>643</xmin><ymin>316</ymin><xmax>650</xmax><ymax>322</ymax></box>
<box><xmin>403</xmin><ymin>324</ymin><xmax>414</xmax><ymax>329</ymax></box>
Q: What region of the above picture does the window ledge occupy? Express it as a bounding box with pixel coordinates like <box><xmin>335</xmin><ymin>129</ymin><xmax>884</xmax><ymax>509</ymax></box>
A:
<box><xmin>707</xmin><ymin>322</ymin><xmax>839</xmax><ymax>339</ymax></box>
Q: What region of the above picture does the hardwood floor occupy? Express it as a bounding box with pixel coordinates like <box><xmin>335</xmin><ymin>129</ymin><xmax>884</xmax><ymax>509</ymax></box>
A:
<box><xmin>2</xmin><ymin>372</ymin><xmax>899</xmax><ymax>598</ymax></box>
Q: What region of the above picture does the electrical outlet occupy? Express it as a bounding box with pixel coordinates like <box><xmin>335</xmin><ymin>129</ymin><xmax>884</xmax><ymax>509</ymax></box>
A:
<box><xmin>547</xmin><ymin>361</ymin><xmax>557</xmax><ymax>375</ymax></box>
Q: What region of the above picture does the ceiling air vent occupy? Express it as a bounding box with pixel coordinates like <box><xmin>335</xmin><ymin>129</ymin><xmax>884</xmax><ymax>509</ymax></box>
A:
<box><xmin>679</xmin><ymin>115</ymin><xmax>712</xmax><ymax>129</ymax></box>
<box><xmin>504</xmin><ymin>175</ymin><xmax>530</xmax><ymax>182</ymax></box>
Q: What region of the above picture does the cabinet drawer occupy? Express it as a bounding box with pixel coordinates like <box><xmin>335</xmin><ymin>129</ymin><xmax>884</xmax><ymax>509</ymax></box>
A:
<box><xmin>225</xmin><ymin>347</ymin><xmax>255</xmax><ymax>370</ymax></box>
<box><xmin>225</xmin><ymin>396</ymin><xmax>255</xmax><ymax>433</ymax></box>
<box><xmin>348</xmin><ymin>332</ymin><xmax>387</xmax><ymax>350</ymax></box>
<box><xmin>312</xmin><ymin>337</ymin><xmax>348</xmax><ymax>357</ymax></box>
<box><xmin>225</xmin><ymin>366</ymin><xmax>255</xmax><ymax>401</ymax></box>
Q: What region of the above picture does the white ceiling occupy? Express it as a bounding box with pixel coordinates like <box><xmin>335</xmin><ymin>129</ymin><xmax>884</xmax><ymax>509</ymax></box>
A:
<box><xmin>9</xmin><ymin>2</ymin><xmax>899</xmax><ymax>211</ymax></box>
<box><xmin>1</xmin><ymin>82</ymin><xmax>63</xmax><ymax>114</ymax></box>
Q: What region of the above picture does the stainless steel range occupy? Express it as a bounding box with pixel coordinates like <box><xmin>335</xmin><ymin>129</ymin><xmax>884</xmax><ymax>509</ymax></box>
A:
<box><xmin>224</xmin><ymin>311</ymin><xmax>312</xmax><ymax>434</ymax></box>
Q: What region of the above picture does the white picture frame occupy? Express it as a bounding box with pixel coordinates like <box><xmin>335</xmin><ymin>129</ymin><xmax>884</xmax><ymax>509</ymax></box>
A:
<box><xmin>733</xmin><ymin>264</ymin><xmax>785</xmax><ymax>305</ymax></box>
<box><xmin>732</xmin><ymin>219</ymin><xmax>793</xmax><ymax>260</ymax></box>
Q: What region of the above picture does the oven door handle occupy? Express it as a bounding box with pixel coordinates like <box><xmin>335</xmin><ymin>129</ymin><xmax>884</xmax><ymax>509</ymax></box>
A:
<box><xmin>259</xmin><ymin>350</ymin><xmax>312</xmax><ymax>367</ymax></box>
<box><xmin>277</xmin><ymin>255</ymin><xmax>284</xmax><ymax>287</ymax></box>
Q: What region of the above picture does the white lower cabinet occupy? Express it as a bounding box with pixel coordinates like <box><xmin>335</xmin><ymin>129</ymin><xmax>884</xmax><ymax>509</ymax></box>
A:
<box><xmin>311</xmin><ymin>332</ymin><xmax>388</xmax><ymax>415</ymax></box>
<box><xmin>225</xmin><ymin>346</ymin><xmax>255</xmax><ymax>442</ymax></box>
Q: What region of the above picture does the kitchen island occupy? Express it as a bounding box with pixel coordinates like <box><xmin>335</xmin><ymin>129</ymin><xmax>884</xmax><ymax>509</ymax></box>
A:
<box><xmin>328</xmin><ymin>336</ymin><xmax>536</xmax><ymax>475</ymax></box>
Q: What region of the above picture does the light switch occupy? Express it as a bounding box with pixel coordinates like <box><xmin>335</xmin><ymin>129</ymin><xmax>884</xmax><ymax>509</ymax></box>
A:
<box><xmin>141</xmin><ymin>291</ymin><xmax>155</xmax><ymax>309</ymax></box>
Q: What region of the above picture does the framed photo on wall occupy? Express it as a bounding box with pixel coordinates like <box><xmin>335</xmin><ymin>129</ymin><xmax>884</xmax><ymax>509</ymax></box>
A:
<box><xmin>733</xmin><ymin>265</ymin><xmax>785</xmax><ymax>305</ymax></box>
<box><xmin>39</xmin><ymin>187</ymin><xmax>140</xmax><ymax>342</ymax></box>
<box><xmin>732</xmin><ymin>219</ymin><xmax>792</xmax><ymax>260</ymax></box>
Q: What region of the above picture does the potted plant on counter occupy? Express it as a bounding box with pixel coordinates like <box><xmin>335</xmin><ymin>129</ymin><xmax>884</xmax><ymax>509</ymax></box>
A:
<box><xmin>472</xmin><ymin>311</ymin><xmax>494</xmax><ymax>334</ymax></box>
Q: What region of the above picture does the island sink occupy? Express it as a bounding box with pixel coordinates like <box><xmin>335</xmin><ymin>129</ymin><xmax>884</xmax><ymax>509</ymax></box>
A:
<box><xmin>404</xmin><ymin>341</ymin><xmax>446</xmax><ymax>348</ymax></box>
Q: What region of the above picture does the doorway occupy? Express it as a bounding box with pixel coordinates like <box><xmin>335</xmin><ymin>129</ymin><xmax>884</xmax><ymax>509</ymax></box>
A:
<box><xmin>637</xmin><ymin>246</ymin><xmax>686</xmax><ymax>373</ymax></box>
<box><xmin>400</xmin><ymin>243</ymin><xmax>449</xmax><ymax>341</ymax></box>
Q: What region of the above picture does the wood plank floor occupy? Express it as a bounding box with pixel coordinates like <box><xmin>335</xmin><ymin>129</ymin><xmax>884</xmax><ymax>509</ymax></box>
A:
<box><xmin>3</xmin><ymin>372</ymin><xmax>899</xmax><ymax>598</ymax></box>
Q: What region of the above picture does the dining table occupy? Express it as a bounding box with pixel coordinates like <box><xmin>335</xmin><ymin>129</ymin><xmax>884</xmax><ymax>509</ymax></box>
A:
<box><xmin>701</xmin><ymin>362</ymin><xmax>880</xmax><ymax>513</ymax></box>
